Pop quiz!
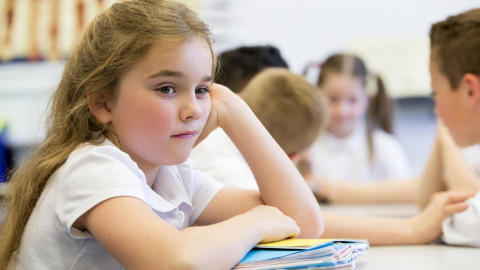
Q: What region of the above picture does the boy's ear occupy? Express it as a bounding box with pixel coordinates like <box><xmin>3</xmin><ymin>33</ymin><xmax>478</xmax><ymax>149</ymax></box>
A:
<box><xmin>463</xmin><ymin>73</ymin><xmax>480</xmax><ymax>108</ymax></box>
<box><xmin>87</xmin><ymin>93</ymin><xmax>113</xmax><ymax>124</ymax></box>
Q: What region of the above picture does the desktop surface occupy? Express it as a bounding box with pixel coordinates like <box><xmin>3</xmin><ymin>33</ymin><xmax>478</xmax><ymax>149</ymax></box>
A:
<box><xmin>322</xmin><ymin>203</ymin><xmax>480</xmax><ymax>270</ymax></box>
<box><xmin>356</xmin><ymin>244</ymin><xmax>480</xmax><ymax>270</ymax></box>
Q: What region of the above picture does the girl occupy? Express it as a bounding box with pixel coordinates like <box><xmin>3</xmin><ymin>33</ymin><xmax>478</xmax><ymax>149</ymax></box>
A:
<box><xmin>302</xmin><ymin>54</ymin><xmax>412</xmax><ymax>193</ymax></box>
<box><xmin>0</xmin><ymin>1</ymin><xmax>323</xmax><ymax>269</ymax></box>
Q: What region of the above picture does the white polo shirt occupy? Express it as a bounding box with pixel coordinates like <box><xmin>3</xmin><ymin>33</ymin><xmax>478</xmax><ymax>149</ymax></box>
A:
<box><xmin>442</xmin><ymin>144</ymin><xmax>480</xmax><ymax>247</ymax></box>
<box><xmin>190</xmin><ymin>128</ymin><xmax>258</xmax><ymax>190</ymax></box>
<box><xmin>307</xmin><ymin>124</ymin><xmax>412</xmax><ymax>183</ymax></box>
<box><xmin>12</xmin><ymin>140</ymin><xmax>223</xmax><ymax>269</ymax></box>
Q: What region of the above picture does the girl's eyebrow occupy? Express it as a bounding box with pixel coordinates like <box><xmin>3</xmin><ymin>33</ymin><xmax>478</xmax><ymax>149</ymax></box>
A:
<box><xmin>203</xmin><ymin>76</ymin><xmax>213</xmax><ymax>82</ymax></box>
<box><xmin>147</xmin><ymin>69</ymin><xmax>212</xmax><ymax>82</ymax></box>
<box><xmin>148</xmin><ymin>69</ymin><xmax>184</xmax><ymax>79</ymax></box>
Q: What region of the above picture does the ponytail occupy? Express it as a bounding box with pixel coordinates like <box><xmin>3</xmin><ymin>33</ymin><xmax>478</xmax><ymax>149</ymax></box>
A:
<box><xmin>366</xmin><ymin>74</ymin><xmax>394</xmax><ymax>161</ymax></box>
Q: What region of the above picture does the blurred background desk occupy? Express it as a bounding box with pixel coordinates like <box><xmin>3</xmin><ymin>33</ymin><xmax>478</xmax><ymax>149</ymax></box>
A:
<box><xmin>320</xmin><ymin>203</ymin><xmax>421</xmax><ymax>218</ymax></box>
<box><xmin>321</xmin><ymin>203</ymin><xmax>480</xmax><ymax>269</ymax></box>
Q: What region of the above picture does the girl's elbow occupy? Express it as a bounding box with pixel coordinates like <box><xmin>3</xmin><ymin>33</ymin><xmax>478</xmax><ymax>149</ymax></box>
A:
<box><xmin>299</xmin><ymin>213</ymin><xmax>325</xmax><ymax>238</ymax></box>
<box><xmin>311</xmin><ymin>217</ymin><xmax>325</xmax><ymax>238</ymax></box>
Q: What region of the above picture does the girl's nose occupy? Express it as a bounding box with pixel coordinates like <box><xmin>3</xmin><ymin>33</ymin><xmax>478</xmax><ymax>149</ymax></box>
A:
<box><xmin>180</xmin><ymin>97</ymin><xmax>202</xmax><ymax>122</ymax></box>
<box><xmin>334</xmin><ymin>101</ymin><xmax>349</xmax><ymax>116</ymax></box>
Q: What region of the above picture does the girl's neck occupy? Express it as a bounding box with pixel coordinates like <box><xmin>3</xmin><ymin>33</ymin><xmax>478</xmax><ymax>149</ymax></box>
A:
<box><xmin>141</xmin><ymin>168</ymin><xmax>157</xmax><ymax>187</ymax></box>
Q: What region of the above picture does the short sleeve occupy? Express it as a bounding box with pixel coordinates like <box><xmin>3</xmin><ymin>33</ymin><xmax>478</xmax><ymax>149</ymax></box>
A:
<box><xmin>190</xmin><ymin>129</ymin><xmax>258</xmax><ymax>190</ymax></box>
<box><xmin>54</xmin><ymin>144</ymin><xmax>149</xmax><ymax>239</ymax></box>
<box><xmin>442</xmin><ymin>192</ymin><xmax>480</xmax><ymax>247</ymax></box>
<box><xmin>176</xmin><ymin>161</ymin><xmax>224</xmax><ymax>226</ymax></box>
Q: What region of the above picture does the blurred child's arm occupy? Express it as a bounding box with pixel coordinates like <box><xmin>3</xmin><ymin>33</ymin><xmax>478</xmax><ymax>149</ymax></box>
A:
<box><xmin>438</xmin><ymin>121</ymin><xmax>480</xmax><ymax>192</ymax></box>
<box><xmin>417</xmin><ymin>121</ymin><xmax>480</xmax><ymax>207</ymax></box>
<box><xmin>417</xmin><ymin>129</ymin><xmax>447</xmax><ymax>207</ymax></box>
<box><xmin>196</xmin><ymin>84</ymin><xmax>324</xmax><ymax>238</ymax></box>
<box><xmin>321</xmin><ymin>189</ymin><xmax>473</xmax><ymax>245</ymax></box>
<box><xmin>308</xmin><ymin>176</ymin><xmax>418</xmax><ymax>204</ymax></box>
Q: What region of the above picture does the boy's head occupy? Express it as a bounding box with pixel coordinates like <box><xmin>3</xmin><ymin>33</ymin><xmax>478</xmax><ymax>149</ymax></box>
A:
<box><xmin>239</xmin><ymin>68</ymin><xmax>328</xmax><ymax>160</ymax></box>
<box><xmin>429</xmin><ymin>9</ymin><xmax>480</xmax><ymax>147</ymax></box>
<box><xmin>217</xmin><ymin>45</ymin><xmax>289</xmax><ymax>93</ymax></box>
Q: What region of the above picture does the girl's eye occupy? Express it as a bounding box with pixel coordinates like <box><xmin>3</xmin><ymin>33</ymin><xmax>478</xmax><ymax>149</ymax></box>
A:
<box><xmin>157</xmin><ymin>86</ymin><xmax>175</xmax><ymax>94</ymax></box>
<box><xmin>195</xmin><ymin>87</ymin><xmax>209</xmax><ymax>96</ymax></box>
<box><xmin>328</xmin><ymin>96</ymin><xmax>339</xmax><ymax>103</ymax></box>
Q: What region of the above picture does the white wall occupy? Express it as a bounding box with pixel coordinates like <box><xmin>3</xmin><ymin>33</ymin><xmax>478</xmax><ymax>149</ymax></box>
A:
<box><xmin>200</xmin><ymin>0</ymin><xmax>480</xmax><ymax>96</ymax></box>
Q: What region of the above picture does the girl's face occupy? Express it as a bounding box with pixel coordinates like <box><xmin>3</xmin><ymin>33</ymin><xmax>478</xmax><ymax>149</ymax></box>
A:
<box><xmin>104</xmin><ymin>38</ymin><xmax>213</xmax><ymax>174</ymax></box>
<box><xmin>321</xmin><ymin>73</ymin><xmax>368</xmax><ymax>138</ymax></box>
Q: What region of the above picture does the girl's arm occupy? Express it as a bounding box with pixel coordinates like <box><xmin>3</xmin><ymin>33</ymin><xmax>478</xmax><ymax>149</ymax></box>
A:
<box><xmin>78</xmin><ymin>196</ymin><xmax>299</xmax><ymax>270</ymax></box>
<box><xmin>196</xmin><ymin>84</ymin><xmax>324</xmax><ymax>238</ymax></box>
<box><xmin>321</xmin><ymin>189</ymin><xmax>474</xmax><ymax>245</ymax></box>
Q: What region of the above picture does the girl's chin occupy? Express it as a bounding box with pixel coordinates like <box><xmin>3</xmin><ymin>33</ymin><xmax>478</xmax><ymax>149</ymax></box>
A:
<box><xmin>329</xmin><ymin>127</ymin><xmax>354</xmax><ymax>138</ymax></box>
<box><xmin>161</xmin><ymin>152</ymin><xmax>191</xmax><ymax>166</ymax></box>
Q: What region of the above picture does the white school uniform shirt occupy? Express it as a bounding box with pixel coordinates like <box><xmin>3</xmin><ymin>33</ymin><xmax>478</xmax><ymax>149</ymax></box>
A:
<box><xmin>442</xmin><ymin>144</ymin><xmax>480</xmax><ymax>247</ymax></box>
<box><xmin>189</xmin><ymin>128</ymin><xmax>258</xmax><ymax>190</ymax></box>
<box><xmin>307</xmin><ymin>123</ymin><xmax>412</xmax><ymax>183</ymax></box>
<box><xmin>12</xmin><ymin>140</ymin><xmax>223</xmax><ymax>270</ymax></box>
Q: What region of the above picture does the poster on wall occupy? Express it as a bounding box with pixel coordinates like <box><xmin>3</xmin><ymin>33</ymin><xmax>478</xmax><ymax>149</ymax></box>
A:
<box><xmin>0</xmin><ymin>0</ymin><xmax>124</xmax><ymax>62</ymax></box>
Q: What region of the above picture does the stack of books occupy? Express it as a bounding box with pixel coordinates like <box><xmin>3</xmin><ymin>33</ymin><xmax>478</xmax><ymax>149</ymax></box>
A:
<box><xmin>233</xmin><ymin>239</ymin><xmax>369</xmax><ymax>270</ymax></box>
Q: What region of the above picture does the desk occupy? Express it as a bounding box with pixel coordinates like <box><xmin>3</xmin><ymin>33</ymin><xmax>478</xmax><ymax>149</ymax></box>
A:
<box><xmin>321</xmin><ymin>204</ymin><xmax>480</xmax><ymax>269</ymax></box>
<box><xmin>356</xmin><ymin>244</ymin><xmax>480</xmax><ymax>270</ymax></box>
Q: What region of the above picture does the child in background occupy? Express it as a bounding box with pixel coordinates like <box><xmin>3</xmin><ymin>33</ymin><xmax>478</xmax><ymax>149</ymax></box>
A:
<box><xmin>301</xmin><ymin>54</ymin><xmax>412</xmax><ymax>188</ymax></box>
<box><xmin>217</xmin><ymin>45</ymin><xmax>289</xmax><ymax>93</ymax></box>
<box><xmin>427</xmin><ymin>8</ymin><xmax>480</xmax><ymax>247</ymax></box>
<box><xmin>0</xmin><ymin>1</ymin><xmax>324</xmax><ymax>269</ymax></box>
<box><xmin>190</xmin><ymin>67</ymin><xmax>328</xmax><ymax>190</ymax></box>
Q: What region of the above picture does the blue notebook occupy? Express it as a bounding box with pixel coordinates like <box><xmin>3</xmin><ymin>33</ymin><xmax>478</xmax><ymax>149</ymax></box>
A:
<box><xmin>234</xmin><ymin>239</ymin><xmax>369</xmax><ymax>270</ymax></box>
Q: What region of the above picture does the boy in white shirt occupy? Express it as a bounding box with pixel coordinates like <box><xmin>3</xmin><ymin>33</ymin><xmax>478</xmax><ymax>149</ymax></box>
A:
<box><xmin>428</xmin><ymin>8</ymin><xmax>480</xmax><ymax>247</ymax></box>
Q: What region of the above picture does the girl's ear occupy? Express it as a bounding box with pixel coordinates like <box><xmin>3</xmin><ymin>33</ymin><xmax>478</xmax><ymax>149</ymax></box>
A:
<box><xmin>463</xmin><ymin>73</ymin><xmax>480</xmax><ymax>107</ymax></box>
<box><xmin>87</xmin><ymin>93</ymin><xmax>113</xmax><ymax>124</ymax></box>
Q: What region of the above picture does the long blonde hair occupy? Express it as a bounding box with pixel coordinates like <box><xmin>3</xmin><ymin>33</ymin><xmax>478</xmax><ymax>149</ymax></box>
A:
<box><xmin>0</xmin><ymin>0</ymin><xmax>214</xmax><ymax>267</ymax></box>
